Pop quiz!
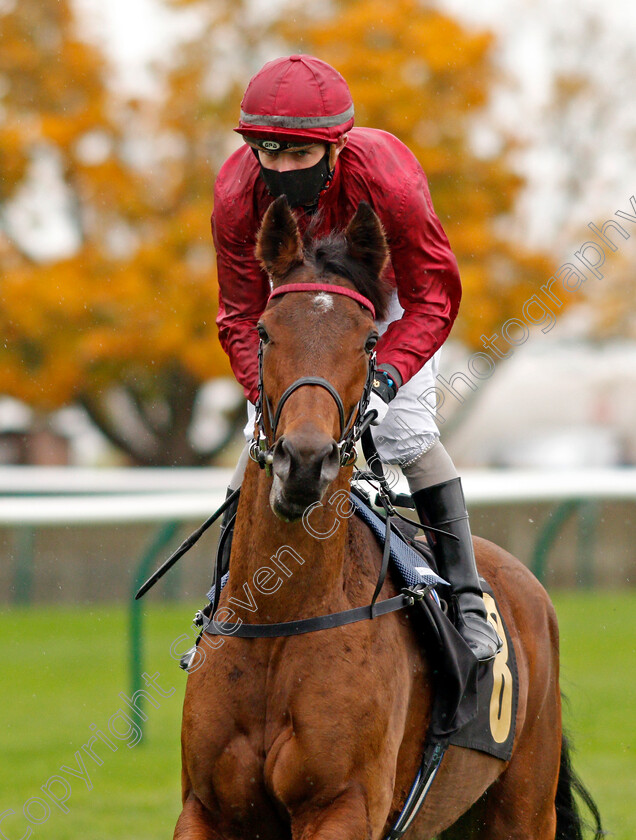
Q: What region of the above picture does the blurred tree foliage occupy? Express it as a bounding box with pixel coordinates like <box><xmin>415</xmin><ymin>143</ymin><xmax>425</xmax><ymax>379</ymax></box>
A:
<box><xmin>1</xmin><ymin>0</ymin><xmax>560</xmax><ymax>464</ymax></box>
<box><xmin>280</xmin><ymin>0</ymin><xmax>555</xmax><ymax>348</ymax></box>
<box><xmin>0</xmin><ymin>0</ymin><xmax>245</xmax><ymax>465</ymax></box>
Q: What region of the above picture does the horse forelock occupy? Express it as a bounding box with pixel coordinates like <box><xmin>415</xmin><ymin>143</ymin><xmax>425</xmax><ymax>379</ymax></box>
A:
<box><xmin>303</xmin><ymin>232</ymin><xmax>391</xmax><ymax>322</ymax></box>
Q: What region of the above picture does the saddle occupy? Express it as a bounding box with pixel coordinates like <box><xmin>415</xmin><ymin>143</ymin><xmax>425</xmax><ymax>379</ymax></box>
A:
<box><xmin>345</xmin><ymin>488</ymin><xmax>518</xmax><ymax>762</ymax></box>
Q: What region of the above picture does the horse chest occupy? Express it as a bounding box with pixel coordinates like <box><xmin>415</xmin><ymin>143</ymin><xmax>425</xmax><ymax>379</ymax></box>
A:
<box><xmin>187</xmin><ymin>633</ymin><xmax>409</xmax><ymax>827</ymax></box>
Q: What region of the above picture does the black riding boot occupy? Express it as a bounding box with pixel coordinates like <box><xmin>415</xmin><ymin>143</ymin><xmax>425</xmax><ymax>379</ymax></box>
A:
<box><xmin>412</xmin><ymin>478</ymin><xmax>502</xmax><ymax>662</ymax></box>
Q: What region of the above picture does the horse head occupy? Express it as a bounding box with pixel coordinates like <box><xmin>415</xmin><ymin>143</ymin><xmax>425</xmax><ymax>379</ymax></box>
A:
<box><xmin>255</xmin><ymin>196</ymin><xmax>390</xmax><ymax>521</ymax></box>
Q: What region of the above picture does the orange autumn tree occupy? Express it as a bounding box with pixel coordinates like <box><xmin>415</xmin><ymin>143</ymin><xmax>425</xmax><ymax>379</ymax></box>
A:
<box><xmin>280</xmin><ymin>0</ymin><xmax>555</xmax><ymax>349</ymax></box>
<box><xmin>0</xmin><ymin>0</ymin><xmax>241</xmax><ymax>465</ymax></box>
<box><xmin>1</xmin><ymin>0</ymin><xmax>561</xmax><ymax>465</ymax></box>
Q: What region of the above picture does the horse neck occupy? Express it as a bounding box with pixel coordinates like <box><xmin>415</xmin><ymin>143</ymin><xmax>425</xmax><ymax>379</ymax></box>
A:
<box><xmin>226</xmin><ymin>460</ymin><xmax>351</xmax><ymax>623</ymax></box>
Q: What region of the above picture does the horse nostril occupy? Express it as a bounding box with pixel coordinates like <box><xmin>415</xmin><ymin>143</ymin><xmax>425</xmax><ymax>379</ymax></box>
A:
<box><xmin>272</xmin><ymin>436</ymin><xmax>292</xmax><ymax>482</ymax></box>
<box><xmin>320</xmin><ymin>442</ymin><xmax>341</xmax><ymax>484</ymax></box>
<box><xmin>272</xmin><ymin>436</ymin><xmax>340</xmax><ymax>488</ymax></box>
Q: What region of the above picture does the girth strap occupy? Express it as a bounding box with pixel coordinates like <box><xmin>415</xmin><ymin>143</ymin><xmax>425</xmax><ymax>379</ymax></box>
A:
<box><xmin>201</xmin><ymin>588</ymin><xmax>428</xmax><ymax>639</ymax></box>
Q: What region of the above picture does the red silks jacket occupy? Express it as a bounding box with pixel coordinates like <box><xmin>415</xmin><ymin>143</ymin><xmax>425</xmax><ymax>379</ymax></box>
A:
<box><xmin>212</xmin><ymin>127</ymin><xmax>461</xmax><ymax>404</ymax></box>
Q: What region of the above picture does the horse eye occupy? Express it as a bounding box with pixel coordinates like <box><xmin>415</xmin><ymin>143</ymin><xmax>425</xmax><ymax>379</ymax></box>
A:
<box><xmin>257</xmin><ymin>324</ymin><xmax>270</xmax><ymax>344</ymax></box>
<box><xmin>365</xmin><ymin>334</ymin><xmax>378</xmax><ymax>354</ymax></box>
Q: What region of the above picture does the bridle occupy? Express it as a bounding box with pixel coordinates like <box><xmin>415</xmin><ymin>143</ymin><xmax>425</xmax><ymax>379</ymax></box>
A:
<box><xmin>135</xmin><ymin>280</ymin><xmax>452</xmax><ymax>676</ymax></box>
<box><xmin>133</xmin><ymin>281</ymin><xmax>389</xmax><ymax>604</ymax></box>
<box><xmin>134</xmin><ymin>281</ymin><xmax>454</xmax><ymax>606</ymax></box>
<box><xmin>249</xmin><ymin>283</ymin><xmax>378</xmax><ymax>473</ymax></box>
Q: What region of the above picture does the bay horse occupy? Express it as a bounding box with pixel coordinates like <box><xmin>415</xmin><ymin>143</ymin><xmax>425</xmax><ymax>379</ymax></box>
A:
<box><xmin>175</xmin><ymin>197</ymin><xmax>602</xmax><ymax>839</ymax></box>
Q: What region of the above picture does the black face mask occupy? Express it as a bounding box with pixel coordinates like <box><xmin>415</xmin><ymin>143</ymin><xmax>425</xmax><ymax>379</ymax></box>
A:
<box><xmin>259</xmin><ymin>152</ymin><xmax>331</xmax><ymax>209</ymax></box>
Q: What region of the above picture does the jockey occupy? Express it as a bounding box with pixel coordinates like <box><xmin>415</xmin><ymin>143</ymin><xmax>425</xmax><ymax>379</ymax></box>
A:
<box><xmin>212</xmin><ymin>55</ymin><xmax>502</xmax><ymax>662</ymax></box>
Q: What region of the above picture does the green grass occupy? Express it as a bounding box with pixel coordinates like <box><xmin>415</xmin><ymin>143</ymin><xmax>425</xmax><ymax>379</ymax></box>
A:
<box><xmin>0</xmin><ymin>605</ymin><xmax>188</xmax><ymax>839</ymax></box>
<box><xmin>552</xmin><ymin>591</ymin><xmax>636</xmax><ymax>840</ymax></box>
<box><xmin>0</xmin><ymin>593</ymin><xmax>634</xmax><ymax>839</ymax></box>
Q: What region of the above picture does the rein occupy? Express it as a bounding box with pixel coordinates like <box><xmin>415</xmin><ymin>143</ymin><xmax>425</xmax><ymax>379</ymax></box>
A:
<box><xmin>197</xmin><ymin>469</ymin><xmax>453</xmax><ymax>641</ymax></box>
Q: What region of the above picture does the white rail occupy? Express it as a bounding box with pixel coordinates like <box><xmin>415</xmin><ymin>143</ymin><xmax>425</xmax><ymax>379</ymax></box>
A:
<box><xmin>0</xmin><ymin>466</ymin><xmax>234</xmax><ymax>495</ymax></box>
<box><xmin>0</xmin><ymin>491</ymin><xmax>231</xmax><ymax>525</ymax></box>
<box><xmin>461</xmin><ymin>468</ymin><xmax>636</xmax><ymax>504</ymax></box>
<box><xmin>0</xmin><ymin>468</ymin><xmax>635</xmax><ymax>527</ymax></box>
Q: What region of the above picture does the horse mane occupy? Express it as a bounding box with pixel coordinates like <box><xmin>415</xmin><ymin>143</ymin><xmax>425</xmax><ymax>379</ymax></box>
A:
<box><xmin>303</xmin><ymin>225</ymin><xmax>392</xmax><ymax>322</ymax></box>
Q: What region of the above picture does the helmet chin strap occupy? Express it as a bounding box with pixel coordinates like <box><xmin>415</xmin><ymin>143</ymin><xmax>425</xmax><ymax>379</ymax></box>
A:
<box><xmin>328</xmin><ymin>142</ymin><xmax>338</xmax><ymax>170</ymax></box>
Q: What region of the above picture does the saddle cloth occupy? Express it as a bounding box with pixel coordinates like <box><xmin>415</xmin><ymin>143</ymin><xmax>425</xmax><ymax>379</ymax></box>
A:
<box><xmin>351</xmin><ymin>494</ymin><xmax>518</xmax><ymax>761</ymax></box>
<box><xmin>349</xmin><ymin>493</ymin><xmax>447</xmax><ymax>588</ymax></box>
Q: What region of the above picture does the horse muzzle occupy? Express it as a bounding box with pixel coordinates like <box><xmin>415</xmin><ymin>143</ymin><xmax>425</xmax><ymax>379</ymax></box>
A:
<box><xmin>269</xmin><ymin>434</ymin><xmax>341</xmax><ymax>521</ymax></box>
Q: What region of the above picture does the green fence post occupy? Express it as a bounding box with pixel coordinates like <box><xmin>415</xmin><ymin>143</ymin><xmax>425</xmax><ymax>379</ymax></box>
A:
<box><xmin>12</xmin><ymin>527</ymin><xmax>35</xmax><ymax>605</ymax></box>
<box><xmin>531</xmin><ymin>500</ymin><xmax>581</xmax><ymax>585</ymax></box>
<box><xmin>576</xmin><ymin>500</ymin><xmax>599</xmax><ymax>588</ymax></box>
<box><xmin>129</xmin><ymin>520</ymin><xmax>181</xmax><ymax>740</ymax></box>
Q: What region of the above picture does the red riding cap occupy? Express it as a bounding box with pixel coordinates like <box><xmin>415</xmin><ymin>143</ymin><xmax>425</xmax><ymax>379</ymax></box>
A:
<box><xmin>236</xmin><ymin>55</ymin><xmax>354</xmax><ymax>145</ymax></box>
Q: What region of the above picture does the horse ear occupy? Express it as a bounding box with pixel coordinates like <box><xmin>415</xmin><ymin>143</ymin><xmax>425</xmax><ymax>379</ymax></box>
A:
<box><xmin>344</xmin><ymin>201</ymin><xmax>389</xmax><ymax>279</ymax></box>
<box><xmin>256</xmin><ymin>196</ymin><xmax>304</xmax><ymax>285</ymax></box>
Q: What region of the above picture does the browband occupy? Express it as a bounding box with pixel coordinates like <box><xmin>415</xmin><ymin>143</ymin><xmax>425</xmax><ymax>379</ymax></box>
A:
<box><xmin>268</xmin><ymin>283</ymin><xmax>376</xmax><ymax>319</ymax></box>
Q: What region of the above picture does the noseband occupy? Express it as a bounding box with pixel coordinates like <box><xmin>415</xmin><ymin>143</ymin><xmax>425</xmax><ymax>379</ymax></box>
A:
<box><xmin>249</xmin><ymin>283</ymin><xmax>377</xmax><ymax>473</ymax></box>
